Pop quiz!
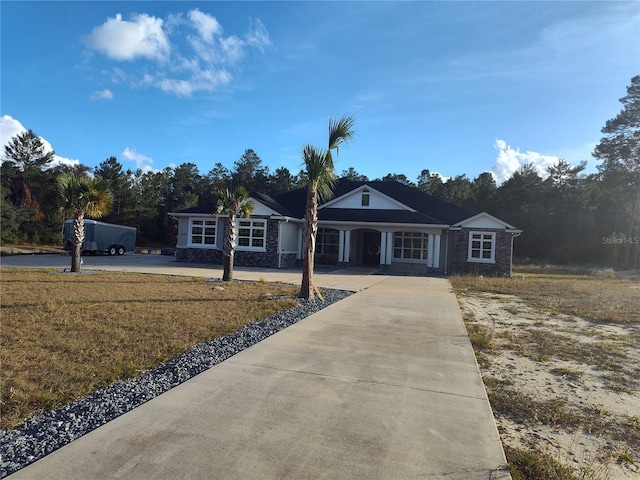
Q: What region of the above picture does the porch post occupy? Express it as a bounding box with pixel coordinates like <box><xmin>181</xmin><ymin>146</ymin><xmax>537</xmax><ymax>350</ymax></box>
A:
<box><xmin>433</xmin><ymin>234</ymin><xmax>441</xmax><ymax>268</ymax></box>
<box><xmin>386</xmin><ymin>232</ymin><xmax>393</xmax><ymax>265</ymax></box>
<box><xmin>427</xmin><ymin>234</ymin><xmax>434</xmax><ymax>267</ymax></box>
<box><xmin>344</xmin><ymin>230</ymin><xmax>351</xmax><ymax>263</ymax></box>
<box><xmin>338</xmin><ymin>230</ymin><xmax>345</xmax><ymax>263</ymax></box>
<box><xmin>380</xmin><ymin>231</ymin><xmax>387</xmax><ymax>265</ymax></box>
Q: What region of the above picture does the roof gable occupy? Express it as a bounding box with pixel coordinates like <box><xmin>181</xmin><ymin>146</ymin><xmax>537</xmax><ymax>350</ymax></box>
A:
<box><xmin>452</xmin><ymin>212</ymin><xmax>520</xmax><ymax>231</ymax></box>
<box><xmin>319</xmin><ymin>184</ymin><xmax>415</xmax><ymax>211</ymax></box>
<box><xmin>271</xmin><ymin>179</ymin><xmax>477</xmax><ymax>225</ymax></box>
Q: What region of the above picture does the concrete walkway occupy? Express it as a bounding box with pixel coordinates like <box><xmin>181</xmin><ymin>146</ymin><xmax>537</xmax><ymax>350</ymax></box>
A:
<box><xmin>5</xmin><ymin>259</ymin><xmax>509</xmax><ymax>479</ymax></box>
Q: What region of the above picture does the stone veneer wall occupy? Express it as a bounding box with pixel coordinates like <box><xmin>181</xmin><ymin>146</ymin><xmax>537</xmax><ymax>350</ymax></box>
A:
<box><xmin>279</xmin><ymin>253</ymin><xmax>298</xmax><ymax>268</ymax></box>
<box><xmin>452</xmin><ymin>228</ymin><xmax>512</xmax><ymax>276</ymax></box>
<box><xmin>175</xmin><ymin>216</ymin><xmax>284</xmax><ymax>268</ymax></box>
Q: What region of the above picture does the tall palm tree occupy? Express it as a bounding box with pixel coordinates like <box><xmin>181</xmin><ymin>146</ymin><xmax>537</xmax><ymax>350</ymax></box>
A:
<box><xmin>214</xmin><ymin>186</ymin><xmax>254</xmax><ymax>281</ymax></box>
<box><xmin>300</xmin><ymin>115</ymin><xmax>355</xmax><ymax>300</ymax></box>
<box><xmin>58</xmin><ymin>172</ymin><xmax>112</xmax><ymax>272</ymax></box>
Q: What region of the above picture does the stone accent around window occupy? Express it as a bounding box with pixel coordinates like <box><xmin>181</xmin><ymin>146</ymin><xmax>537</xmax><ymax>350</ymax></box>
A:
<box><xmin>175</xmin><ymin>216</ymin><xmax>286</xmax><ymax>268</ymax></box>
<box><xmin>452</xmin><ymin>228</ymin><xmax>512</xmax><ymax>276</ymax></box>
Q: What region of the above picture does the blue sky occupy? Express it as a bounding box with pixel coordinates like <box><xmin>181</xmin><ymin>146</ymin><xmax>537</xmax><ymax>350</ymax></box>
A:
<box><xmin>1</xmin><ymin>1</ymin><xmax>638</xmax><ymax>185</ymax></box>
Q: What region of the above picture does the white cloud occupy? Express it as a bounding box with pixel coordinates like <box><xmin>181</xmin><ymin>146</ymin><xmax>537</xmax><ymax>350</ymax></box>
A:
<box><xmin>85</xmin><ymin>13</ymin><xmax>170</xmax><ymax>61</ymax></box>
<box><xmin>122</xmin><ymin>147</ymin><xmax>154</xmax><ymax>172</ymax></box>
<box><xmin>188</xmin><ymin>9</ymin><xmax>222</xmax><ymax>43</ymax></box>
<box><xmin>89</xmin><ymin>89</ymin><xmax>114</xmax><ymax>101</ymax></box>
<box><xmin>0</xmin><ymin>115</ymin><xmax>80</xmax><ymax>169</ymax></box>
<box><xmin>84</xmin><ymin>10</ymin><xmax>271</xmax><ymax>97</ymax></box>
<box><xmin>491</xmin><ymin>139</ymin><xmax>560</xmax><ymax>185</ymax></box>
<box><xmin>245</xmin><ymin>18</ymin><xmax>271</xmax><ymax>52</ymax></box>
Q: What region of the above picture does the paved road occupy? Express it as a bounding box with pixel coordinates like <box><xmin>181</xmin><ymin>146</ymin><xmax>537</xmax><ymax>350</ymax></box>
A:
<box><xmin>3</xmin><ymin>255</ymin><xmax>510</xmax><ymax>479</ymax></box>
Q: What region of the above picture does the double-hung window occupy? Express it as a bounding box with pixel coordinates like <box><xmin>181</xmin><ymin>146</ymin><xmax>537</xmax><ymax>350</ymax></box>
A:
<box><xmin>237</xmin><ymin>220</ymin><xmax>266</xmax><ymax>250</ymax></box>
<box><xmin>317</xmin><ymin>228</ymin><xmax>339</xmax><ymax>255</ymax></box>
<box><xmin>190</xmin><ymin>219</ymin><xmax>216</xmax><ymax>246</ymax></box>
<box><xmin>468</xmin><ymin>231</ymin><xmax>496</xmax><ymax>263</ymax></box>
<box><xmin>393</xmin><ymin>232</ymin><xmax>429</xmax><ymax>261</ymax></box>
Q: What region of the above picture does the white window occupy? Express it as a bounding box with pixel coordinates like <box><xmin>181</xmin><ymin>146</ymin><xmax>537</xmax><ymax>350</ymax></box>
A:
<box><xmin>361</xmin><ymin>193</ymin><xmax>370</xmax><ymax>207</ymax></box>
<box><xmin>393</xmin><ymin>232</ymin><xmax>428</xmax><ymax>261</ymax></box>
<box><xmin>237</xmin><ymin>219</ymin><xmax>266</xmax><ymax>250</ymax></box>
<box><xmin>317</xmin><ymin>228</ymin><xmax>339</xmax><ymax>255</ymax></box>
<box><xmin>468</xmin><ymin>231</ymin><xmax>496</xmax><ymax>263</ymax></box>
<box><xmin>189</xmin><ymin>219</ymin><xmax>216</xmax><ymax>246</ymax></box>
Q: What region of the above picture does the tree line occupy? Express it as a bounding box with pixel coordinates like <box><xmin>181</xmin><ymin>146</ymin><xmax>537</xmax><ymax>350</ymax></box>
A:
<box><xmin>2</xmin><ymin>76</ymin><xmax>638</xmax><ymax>269</ymax></box>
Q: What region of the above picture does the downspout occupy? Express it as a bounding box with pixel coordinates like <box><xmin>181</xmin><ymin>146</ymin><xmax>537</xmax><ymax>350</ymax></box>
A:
<box><xmin>510</xmin><ymin>231</ymin><xmax>522</xmax><ymax>278</ymax></box>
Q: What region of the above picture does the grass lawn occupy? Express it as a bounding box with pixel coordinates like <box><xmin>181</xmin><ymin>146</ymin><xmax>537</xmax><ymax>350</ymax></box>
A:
<box><xmin>0</xmin><ymin>269</ymin><xmax>299</xmax><ymax>430</ymax></box>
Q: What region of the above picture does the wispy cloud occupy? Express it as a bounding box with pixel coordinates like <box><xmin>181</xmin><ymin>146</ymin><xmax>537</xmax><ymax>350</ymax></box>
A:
<box><xmin>84</xmin><ymin>9</ymin><xmax>271</xmax><ymax>97</ymax></box>
<box><xmin>122</xmin><ymin>147</ymin><xmax>154</xmax><ymax>172</ymax></box>
<box><xmin>446</xmin><ymin>3</ymin><xmax>638</xmax><ymax>83</ymax></box>
<box><xmin>0</xmin><ymin>115</ymin><xmax>80</xmax><ymax>168</ymax></box>
<box><xmin>491</xmin><ymin>139</ymin><xmax>560</xmax><ymax>185</ymax></box>
<box><xmin>89</xmin><ymin>89</ymin><xmax>114</xmax><ymax>101</ymax></box>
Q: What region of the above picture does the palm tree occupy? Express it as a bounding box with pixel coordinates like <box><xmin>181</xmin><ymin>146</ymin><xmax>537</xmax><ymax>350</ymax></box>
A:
<box><xmin>300</xmin><ymin>115</ymin><xmax>355</xmax><ymax>300</ymax></box>
<box><xmin>214</xmin><ymin>186</ymin><xmax>254</xmax><ymax>281</ymax></box>
<box><xmin>58</xmin><ymin>172</ymin><xmax>113</xmax><ymax>272</ymax></box>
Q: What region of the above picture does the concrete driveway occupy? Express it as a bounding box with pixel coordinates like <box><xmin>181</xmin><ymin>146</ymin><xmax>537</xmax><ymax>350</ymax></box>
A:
<box><xmin>3</xmin><ymin>254</ymin><xmax>510</xmax><ymax>479</ymax></box>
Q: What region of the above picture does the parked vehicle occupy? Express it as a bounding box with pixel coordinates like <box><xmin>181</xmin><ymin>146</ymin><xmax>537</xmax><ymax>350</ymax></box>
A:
<box><xmin>63</xmin><ymin>219</ymin><xmax>136</xmax><ymax>256</ymax></box>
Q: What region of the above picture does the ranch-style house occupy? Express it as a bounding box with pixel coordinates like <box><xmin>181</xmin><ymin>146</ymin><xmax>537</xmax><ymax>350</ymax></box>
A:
<box><xmin>170</xmin><ymin>179</ymin><xmax>521</xmax><ymax>276</ymax></box>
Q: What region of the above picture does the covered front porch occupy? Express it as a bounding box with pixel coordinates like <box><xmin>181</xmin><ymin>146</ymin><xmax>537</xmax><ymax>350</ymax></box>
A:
<box><xmin>301</xmin><ymin>225</ymin><xmax>447</xmax><ymax>274</ymax></box>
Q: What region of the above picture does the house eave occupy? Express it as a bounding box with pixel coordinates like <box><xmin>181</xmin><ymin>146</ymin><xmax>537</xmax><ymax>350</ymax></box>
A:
<box><xmin>318</xmin><ymin>220</ymin><xmax>450</xmax><ymax>229</ymax></box>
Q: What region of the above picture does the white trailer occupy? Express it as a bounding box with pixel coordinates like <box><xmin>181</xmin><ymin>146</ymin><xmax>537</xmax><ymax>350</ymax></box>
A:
<box><xmin>63</xmin><ymin>219</ymin><xmax>136</xmax><ymax>255</ymax></box>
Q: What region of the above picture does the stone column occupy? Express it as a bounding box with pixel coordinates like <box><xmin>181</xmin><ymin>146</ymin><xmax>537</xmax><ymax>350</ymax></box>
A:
<box><xmin>386</xmin><ymin>232</ymin><xmax>393</xmax><ymax>265</ymax></box>
<box><xmin>380</xmin><ymin>231</ymin><xmax>387</xmax><ymax>265</ymax></box>
<box><xmin>338</xmin><ymin>230</ymin><xmax>345</xmax><ymax>263</ymax></box>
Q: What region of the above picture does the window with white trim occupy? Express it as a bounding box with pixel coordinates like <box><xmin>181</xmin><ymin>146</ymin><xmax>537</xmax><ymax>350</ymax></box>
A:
<box><xmin>361</xmin><ymin>193</ymin><xmax>370</xmax><ymax>206</ymax></box>
<box><xmin>317</xmin><ymin>228</ymin><xmax>339</xmax><ymax>255</ymax></box>
<box><xmin>393</xmin><ymin>232</ymin><xmax>428</xmax><ymax>261</ymax></box>
<box><xmin>237</xmin><ymin>219</ymin><xmax>266</xmax><ymax>250</ymax></box>
<box><xmin>468</xmin><ymin>231</ymin><xmax>496</xmax><ymax>263</ymax></box>
<box><xmin>189</xmin><ymin>219</ymin><xmax>216</xmax><ymax>246</ymax></box>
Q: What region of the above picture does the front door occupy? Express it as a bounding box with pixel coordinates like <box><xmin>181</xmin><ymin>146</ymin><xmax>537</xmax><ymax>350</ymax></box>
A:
<box><xmin>362</xmin><ymin>232</ymin><xmax>381</xmax><ymax>266</ymax></box>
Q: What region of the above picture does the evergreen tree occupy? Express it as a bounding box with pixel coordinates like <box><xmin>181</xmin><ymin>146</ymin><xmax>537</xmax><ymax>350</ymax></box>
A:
<box><xmin>593</xmin><ymin>75</ymin><xmax>640</xmax><ymax>268</ymax></box>
<box><xmin>232</xmin><ymin>149</ymin><xmax>269</xmax><ymax>192</ymax></box>
<box><xmin>417</xmin><ymin>169</ymin><xmax>445</xmax><ymax>197</ymax></box>
<box><xmin>341</xmin><ymin>167</ymin><xmax>369</xmax><ymax>182</ymax></box>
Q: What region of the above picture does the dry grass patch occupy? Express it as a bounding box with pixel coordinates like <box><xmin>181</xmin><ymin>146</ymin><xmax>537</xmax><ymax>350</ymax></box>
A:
<box><xmin>451</xmin><ymin>268</ymin><xmax>639</xmax><ymax>323</ymax></box>
<box><xmin>0</xmin><ymin>269</ymin><xmax>299</xmax><ymax>430</ymax></box>
<box><xmin>452</xmin><ymin>268</ymin><xmax>640</xmax><ymax>479</ymax></box>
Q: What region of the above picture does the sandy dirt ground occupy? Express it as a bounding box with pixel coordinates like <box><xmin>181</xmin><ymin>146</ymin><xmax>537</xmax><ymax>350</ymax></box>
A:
<box><xmin>457</xmin><ymin>292</ymin><xmax>639</xmax><ymax>480</ymax></box>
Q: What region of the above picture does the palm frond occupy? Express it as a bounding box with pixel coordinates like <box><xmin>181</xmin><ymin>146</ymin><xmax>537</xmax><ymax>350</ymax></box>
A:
<box><xmin>328</xmin><ymin>114</ymin><xmax>355</xmax><ymax>154</ymax></box>
<box><xmin>301</xmin><ymin>144</ymin><xmax>337</xmax><ymax>201</ymax></box>
<box><xmin>57</xmin><ymin>173</ymin><xmax>112</xmax><ymax>218</ymax></box>
<box><xmin>214</xmin><ymin>186</ymin><xmax>254</xmax><ymax>217</ymax></box>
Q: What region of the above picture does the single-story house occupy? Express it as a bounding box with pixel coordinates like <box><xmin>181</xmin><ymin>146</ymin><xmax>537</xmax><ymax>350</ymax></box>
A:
<box><xmin>170</xmin><ymin>179</ymin><xmax>521</xmax><ymax>276</ymax></box>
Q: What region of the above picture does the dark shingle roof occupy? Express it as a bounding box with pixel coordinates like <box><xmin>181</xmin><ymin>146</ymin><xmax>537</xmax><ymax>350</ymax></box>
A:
<box><xmin>173</xmin><ymin>202</ymin><xmax>217</xmax><ymax>215</ymax></box>
<box><xmin>172</xmin><ymin>179</ymin><xmax>476</xmax><ymax>226</ymax></box>
<box><xmin>273</xmin><ymin>179</ymin><xmax>475</xmax><ymax>225</ymax></box>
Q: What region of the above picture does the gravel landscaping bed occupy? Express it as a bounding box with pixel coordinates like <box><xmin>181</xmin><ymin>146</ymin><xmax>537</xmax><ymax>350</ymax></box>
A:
<box><xmin>0</xmin><ymin>288</ymin><xmax>352</xmax><ymax>477</ymax></box>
